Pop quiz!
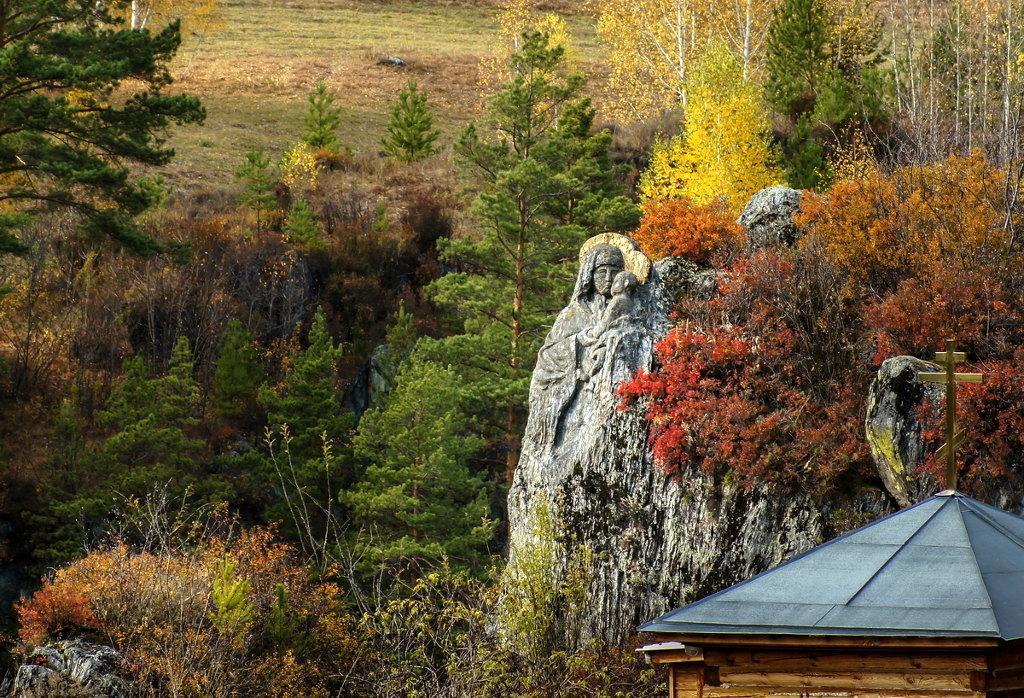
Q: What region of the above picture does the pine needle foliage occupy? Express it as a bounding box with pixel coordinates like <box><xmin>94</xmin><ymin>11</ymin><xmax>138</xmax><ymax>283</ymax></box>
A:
<box><xmin>302</xmin><ymin>79</ymin><xmax>343</xmax><ymax>152</ymax></box>
<box><xmin>419</xmin><ymin>32</ymin><xmax>638</xmax><ymax>482</ymax></box>
<box><xmin>345</xmin><ymin>361</ymin><xmax>494</xmax><ymax>575</ymax></box>
<box><xmin>235</xmin><ymin>149</ymin><xmax>276</xmax><ymax>234</ymax></box>
<box><xmin>283</xmin><ymin>198</ymin><xmax>324</xmax><ymax>252</ymax></box>
<box><xmin>212</xmin><ymin>320</ymin><xmax>265</xmax><ymax>425</ymax></box>
<box><xmin>765</xmin><ymin>0</ymin><xmax>830</xmax><ymax>119</ymax></box>
<box><xmin>382</xmin><ymin>79</ymin><xmax>441</xmax><ymax>162</ymax></box>
<box><xmin>0</xmin><ymin>0</ymin><xmax>204</xmax><ymax>258</ymax></box>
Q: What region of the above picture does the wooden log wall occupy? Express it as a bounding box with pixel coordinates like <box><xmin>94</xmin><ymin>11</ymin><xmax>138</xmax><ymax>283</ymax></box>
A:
<box><xmin>658</xmin><ymin>647</ymin><xmax>993</xmax><ymax>698</ymax></box>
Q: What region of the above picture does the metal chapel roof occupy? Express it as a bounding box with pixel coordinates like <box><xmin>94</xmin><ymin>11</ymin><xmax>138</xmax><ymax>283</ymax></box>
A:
<box><xmin>641</xmin><ymin>491</ymin><xmax>1024</xmax><ymax>639</ymax></box>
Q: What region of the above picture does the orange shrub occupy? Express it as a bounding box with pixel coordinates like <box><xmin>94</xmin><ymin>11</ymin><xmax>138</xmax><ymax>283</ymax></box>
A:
<box><xmin>796</xmin><ymin>152</ymin><xmax>1010</xmax><ymax>291</ymax></box>
<box><xmin>22</xmin><ymin>527</ymin><xmax>359</xmax><ymax>696</ymax></box>
<box><xmin>633</xmin><ymin>198</ymin><xmax>744</xmax><ymax>263</ymax></box>
<box><xmin>16</xmin><ymin>581</ymin><xmax>101</xmax><ymax>646</ymax></box>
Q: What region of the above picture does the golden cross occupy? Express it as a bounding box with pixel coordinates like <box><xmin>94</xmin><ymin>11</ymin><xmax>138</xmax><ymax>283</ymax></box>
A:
<box><xmin>916</xmin><ymin>339</ymin><xmax>983</xmax><ymax>491</ymax></box>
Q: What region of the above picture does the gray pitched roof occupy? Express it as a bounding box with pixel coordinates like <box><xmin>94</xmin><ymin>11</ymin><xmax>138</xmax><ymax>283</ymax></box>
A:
<box><xmin>641</xmin><ymin>491</ymin><xmax>1024</xmax><ymax>639</ymax></box>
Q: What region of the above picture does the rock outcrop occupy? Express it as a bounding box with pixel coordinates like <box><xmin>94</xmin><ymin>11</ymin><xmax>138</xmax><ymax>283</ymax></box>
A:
<box><xmin>865</xmin><ymin>356</ymin><xmax>943</xmax><ymax>506</ymax></box>
<box><xmin>12</xmin><ymin>640</ymin><xmax>125</xmax><ymax>698</ymax></box>
<box><xmin>738</xmin><ymin>185</ymin><xmax>803</xmax><ymax>250</ymax></box>
<box><xmin>507</xmin><ymin>231</ymin><xmax>890</xmax><ymax>646</ymax></box>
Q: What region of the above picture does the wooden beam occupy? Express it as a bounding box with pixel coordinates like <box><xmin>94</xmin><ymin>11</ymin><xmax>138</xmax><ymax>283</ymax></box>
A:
<box><xmin>650</xmin><ymin>649</ymin><xmax>706</xmax><ymax>665</ymax></box>
<box><xmin>646</xmin><ymin>633</ymin><xmax>999</xmax><ymax>650</ymax></box>
<box><xmin>703</xmin><ymin>650</ymin><xmax>988</xmax><ymax>673</ymax></box>
<box><xmin>673</xmin><ymin>666</ymin><xmax>706</xmax><ymax>698</ymax></box>
<box><xmin>714</xmin><ymin>670</ymin><xmax>980</xmax><ymax>692</ymax></box>
<box><xmin>703</xmin><ymin>687</ymin><xmax>984</xmax><ymax>698</ymax></box>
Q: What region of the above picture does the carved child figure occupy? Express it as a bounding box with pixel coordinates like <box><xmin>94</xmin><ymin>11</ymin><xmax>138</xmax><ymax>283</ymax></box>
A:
<box><xmin>604</xmin><ymin>270</ymin><xmax>638</xmax><ymax>325</ymax></box>
<box><xmin>584</xmin><ymin>270</ymin><xmax>639</xmax><ymax>378</ymax></box>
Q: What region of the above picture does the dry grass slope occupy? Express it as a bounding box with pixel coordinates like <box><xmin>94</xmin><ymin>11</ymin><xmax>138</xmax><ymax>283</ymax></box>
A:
<box><xmin>164</xmin><ymin>0</ymin><xmax>602</xmax><ymax>188</ymax></box>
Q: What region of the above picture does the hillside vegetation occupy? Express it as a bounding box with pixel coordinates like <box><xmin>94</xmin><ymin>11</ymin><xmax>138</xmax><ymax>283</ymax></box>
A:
<box><xmin>6</xmin><ymin>0</ymin><xmax>1024</xmax><ymax>694</ymax></box>
<box><xmin>163</xmin><ymin>0</ymin><xmax>602</xmax><ymax>185</ymax></box>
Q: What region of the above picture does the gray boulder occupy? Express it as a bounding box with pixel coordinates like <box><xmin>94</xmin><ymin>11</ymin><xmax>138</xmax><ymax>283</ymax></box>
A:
<box><xmin>653</xmin><ymin>258</ymin><xmax>718</xmax><ymax>313</ymax></box>
<box><xmin>864</xmin><ymin>356</ymin><xmax>942</xmax><ymax>503</ymax></box>
<box><xmin>12</xmin><ymin>640</ymin><xmax>125</xmax><ymax>698</ymax></box>
<box><xmin>738</xmin><ymin>185</ymin><xmax>804</xmax><ymax>250</ymax></box>
<box><xmin>865</xmin><ymin>356</ymin><xmax>943</xmax><ymax>507</ymax></box>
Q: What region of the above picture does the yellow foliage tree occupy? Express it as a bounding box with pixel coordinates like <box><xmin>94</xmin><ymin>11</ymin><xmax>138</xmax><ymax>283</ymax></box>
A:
<box><xmin>638</xmin><ymin>43</ymin><xmax>781</xmax><ymax>213</ymax></box>
<box><xmin>279</xmin><ymin>143</ymin><xmax>321</xmax><ymax>194</ymax></box>
<box><xmin>125</xmin><ymin>0</ymin><xmax>222</xmax><ymax>36</ymax></box>
<box><xmin>594</xmin><ymin>0</ymin><xmax>706</xmax><ymax>119</ymax></box>
<box><xmin>480</xmin><ymin>1</ymin><xmax>577</xmax><ymax>89</ymax></box>
<box><xmin>593</xmin><ymin>0</ymin><xmax>778</xmax><ymax>120</ymax></box>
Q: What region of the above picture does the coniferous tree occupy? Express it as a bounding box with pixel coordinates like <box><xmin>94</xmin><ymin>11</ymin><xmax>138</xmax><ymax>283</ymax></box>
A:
<box><xmin>373</xmin><ymin>302</ymin><xmax>417</xmax><ymax>408</ymax></box>
<box><xmin>382</xmin><ymin>79</ymin><xmax>441</xmax><ymax>162</ymax></box>
<box><xmin>98</xmin><ymin>336</ymin><xmax>203</xmax><ymax>496</ymax></box>
<box><xmin>418</xmin><ymin>32</ymin><xmax>638</xmax><ymax>482</ymax></box>
<box><xmin>785</xmin><ymin>116</ymin><xmax>830</xmax><ymax>189</ymax></box>
<box><xmin>283</xmin><ymin>198</ymin><xmax>324</xmax><ymax>251</ymax></box>
<box><xmin>765</xmin><ymin>0</ymin><xmax>889</xmax><ymax>189</ymax></box>
<box><xmin>212</xmin><ymin>320</ymin><xmax>265</xmax><ymax>425</ymax></box>
<box><xmin>765</xmin><ymin>0</ymin><xmax>830</xmax><ymax>119</ymax></box>
<box><xmin>35</xmin><ymin>337</ymin><xmax>223</xmax><ymax>565</ymax></box>
<box><xmin>235</xmin><ymin>149</ymin><xmax>276</xmax><ymax>234</ymax></box>
<box><xmin>0</xmin><ymin>0</ymin><xmax>204</xmax><ymax>258</ymax></box>
<box><xmin>259</xmin><ymin>309</ymin><xmax>353</xmax><ymax>524</ymax></box>
<box><xmin>344</xmin><ymin>362</ymin><xmax>494</xmax><ymax>574</ymax></box>
<box><xmin>302</xmin><ymin>79</ymin><xmax>342</xmax><ymax>152</ymax></box>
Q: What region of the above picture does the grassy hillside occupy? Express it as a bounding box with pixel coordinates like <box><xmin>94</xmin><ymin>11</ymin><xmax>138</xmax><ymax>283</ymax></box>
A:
<box><xmin>164</xmin><ymin>0</ymin><xmax>602</xmax><ymax>188</ymax></box>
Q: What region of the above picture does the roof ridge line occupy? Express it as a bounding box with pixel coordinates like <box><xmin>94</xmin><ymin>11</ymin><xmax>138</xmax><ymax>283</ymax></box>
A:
<box><xmin>954</xmin><ymin>498</ymin><xmax>1000</xmax><ymax>636</ymax></box>
<box><xmin>642</xmin><ymin>495</ymin><xmax>942</xmax><ymax>627</ymax></box>
<box><xmin>842</xmin><ymin>496</ymin><xmax>952</xmax><ymax>607</ymax></box>
<box><xmin>959</xmin><ymin>497</ymin><xmax>1024</xmax><ymax>552</ymax></box>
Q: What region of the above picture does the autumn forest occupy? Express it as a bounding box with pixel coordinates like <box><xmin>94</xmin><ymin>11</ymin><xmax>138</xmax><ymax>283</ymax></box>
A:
<box><xmin>3</xmin><ymin>0</ymin><xmax>1024</xmax><ymax>694</ymax></box>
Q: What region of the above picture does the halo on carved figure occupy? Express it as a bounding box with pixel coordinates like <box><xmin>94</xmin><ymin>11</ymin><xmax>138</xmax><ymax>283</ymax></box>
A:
<box><xmin>579</xmin><ymin>233</ymin><xmax>652</xmax><ymax>284</ymax></box>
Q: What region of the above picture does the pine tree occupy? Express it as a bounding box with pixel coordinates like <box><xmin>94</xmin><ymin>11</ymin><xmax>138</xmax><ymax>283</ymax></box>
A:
<box><xmin>35</xmin><ymin>337</ymin><xmax>215</xmax><ymax>565</ymax></box>
<box><xmin>765</xmin><ymin>0</ymin><xmax>830</xmax><ymax>119</ymax></box>
<box><xmin>259</xmin><ymin>309</ymin><xmax>353</xmax><ymax>539</ymax></box>
<box><xmin>765</xmin><ymin>0</ymin><xmax>889</xmax><ymax>189</ymax></box>
<box><xmin>212</xmin><ymin>320</ymin><xmax>265</xmax><ymax>425</ymax></box>
<box><xmin>302</xmin><ymin>79</ymin><xmax>343</xmax><ymax>152</ymax></box>
<box><xmin>382</xmin><ymin>79</ymin><xmax>441</xmax><ymax>162</ymax></box>
<box><xmin>344</xmin><ymin>361</ymin><xmax>494</xmax><ymax>573</ymax></box>
<box><xmin>235</xmin><ymin>149</ymin><xmax>277</xmax><ymax>234</ymax></box>
<box><xmin>283</xmin><ymin>198</ymin><xmax>324</xmax><ymax>251</ymax></box>
<box><xmin>419</xmin><ymin>32</ymin><xmax>638</xmax><ymax>483</ymax></box>
<box><xmin>261</xmin><ymin>309</ymin><xmax>350</xmax><ymax>460</ymax></box>
<box><xmin>99</xmin><ymin>336</ymin><xmax>203</xmax><ymax>497</ymax></box>
<box><xmin>785</xmin><ymin>116</ymin><xmax>830</xmax><ymax>189</ymax></box>
<box><xmin>0</xmin><ymin>1</ymin><xmax>204</xmax><ymax>259</ymax></box>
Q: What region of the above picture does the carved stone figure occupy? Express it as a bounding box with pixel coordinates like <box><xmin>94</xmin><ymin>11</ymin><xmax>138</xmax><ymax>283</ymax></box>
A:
<box><xmin>529</xmin><ymin>240</ymin><xmax>653</xmax><ymax>453</ymax></box>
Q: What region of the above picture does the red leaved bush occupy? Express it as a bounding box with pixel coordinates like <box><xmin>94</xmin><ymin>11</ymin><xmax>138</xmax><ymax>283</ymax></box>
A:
<box><xmin>915</xmin><ymin>353</ymin><xmax>1024</xmax><ymax>495</ymax></box>
<box><xmin>866</xmin><ymin>265</ymin><xmax>1023</xmax><ymax>365</ymax></box>
<box><xmin>633</xmin><ymin>198</ymin><xmax>743</xmax><ymax>263</ymax></box>
<box><xmin>625</xmin><ymin>154</ymin><xmax>1024</xmax><ymax>495</ymax></box>
<box><xmin>621</xmin><ymin>325</ymin><xmax>868</xmax><ymax>490</ymax></box>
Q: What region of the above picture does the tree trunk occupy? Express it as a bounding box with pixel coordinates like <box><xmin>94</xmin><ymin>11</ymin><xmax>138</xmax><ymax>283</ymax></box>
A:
<box><xmin>506</xmin><ymin>218</ymin><xmax>526</xmax><ymax>484</ymax></box>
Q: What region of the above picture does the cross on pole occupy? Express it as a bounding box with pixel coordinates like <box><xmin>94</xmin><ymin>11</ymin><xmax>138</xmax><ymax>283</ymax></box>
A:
<box><xmin>916</xmin><ymin>339</ymin><xmax>983</xmax><ymax>491</ymax></box>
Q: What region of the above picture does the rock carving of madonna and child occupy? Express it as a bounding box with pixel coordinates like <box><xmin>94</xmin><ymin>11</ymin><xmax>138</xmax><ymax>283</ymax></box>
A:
<box><xmin>528</xmin><ymin>234</ymin><xmax>655</xmax><ymax>455</ymax></box>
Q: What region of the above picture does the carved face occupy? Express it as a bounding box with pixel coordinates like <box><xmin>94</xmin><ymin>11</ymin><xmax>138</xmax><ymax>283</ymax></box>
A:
<box><xmin>592</xmin><ymin>263</ymin><xmax>623</xmax><ymax>297</ymax></box>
